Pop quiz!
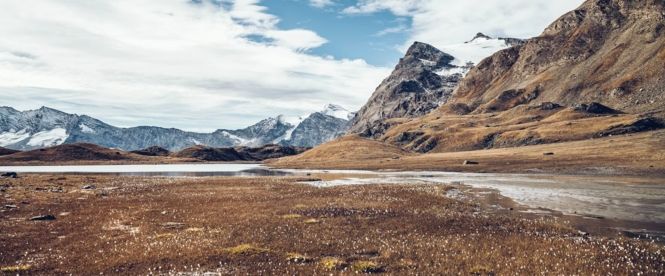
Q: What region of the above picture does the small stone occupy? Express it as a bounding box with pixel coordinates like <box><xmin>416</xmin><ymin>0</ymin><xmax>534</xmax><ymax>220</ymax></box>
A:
<box><xmin>4</xmin><ymin>204</ymin><xmax>18</xmax><ymax>209</ymax></box>
<box><xmin>162</xmin><ymin>222</ymin><xmax>186</xmax><ymax>229</ymax></box>
<box><xmin>543</xmin><ymin>152</ymin><xmax>555</xmax><ymax>156</ymax></box>
<box><xmin>30</xmin><ymin>214</ymin><xmax>56</xmax><ymax>221</ymax></box>
<box><xmin>1</xmin><ymin>172</ymin><xmax>18</xmax><ymax>178</ymax></box>
<box><xmin>463</xmin><ymin>160</ymin><xmax>479</xmax><ymax>165</ymax></box>
<box><xmin>81</xmin><ymin>185</ymin><xmax>96</xmax><ymax>190</ymax></box>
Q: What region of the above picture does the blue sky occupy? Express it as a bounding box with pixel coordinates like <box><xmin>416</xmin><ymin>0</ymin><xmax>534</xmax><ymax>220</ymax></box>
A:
<box><xmin>0</xmin><ymin>0</ymin><xmax>583</xmax><ymax>131</ymax></box>
<box><xmin>262</xmin><ymin>0</ymin><xmax>409</xmax><ymax>66</ymax></box>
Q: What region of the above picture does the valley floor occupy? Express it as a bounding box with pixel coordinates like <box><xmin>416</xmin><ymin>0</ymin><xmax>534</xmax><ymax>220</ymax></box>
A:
<box><xmin>0</xmin><ymin>175</ymin><xmax>663</xmax><ymax>274</ymax></box>
<box><xmin>271</xmin><ymin>130</ymin><xmax>665</xmax><ymax>176</ymax></box>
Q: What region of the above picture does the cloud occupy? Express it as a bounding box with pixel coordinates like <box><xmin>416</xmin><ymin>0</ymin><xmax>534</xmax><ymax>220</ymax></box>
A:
<box><xmin>0</xmin><ymin>0</ymin><xmax>390</xmax><ymax>131</ymax></box>
<box><xmin>309</xmin><ymin>0</ymin><xmax>335</xmax><ymax>8</ymax></box>
<box><xmin>344</xmin><ymin>0</ymin><xmax>584</xmax><ymax>49</ymax></box>
<box><xmin>343</xmin><ymin>0</ymin><xmax>420</xmax><ymax>15</ymax></box>
<box><xmin>374</xmin><ymin>25</ymin><xmax>409</xmax><ymax>37</ymax></box>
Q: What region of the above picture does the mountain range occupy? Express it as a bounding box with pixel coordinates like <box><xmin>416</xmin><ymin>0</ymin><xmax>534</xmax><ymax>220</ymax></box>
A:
<box><xmin>0</xmin><ymin>104</ymin><xmax>353</xmax><ymax>151</ymax></box>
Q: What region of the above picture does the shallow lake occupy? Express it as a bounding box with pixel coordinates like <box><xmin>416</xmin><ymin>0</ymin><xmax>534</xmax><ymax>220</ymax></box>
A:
<box><xmin>0</xmin><ymin>163</ymin><xmax>287</xmax><ymax>177</ymax></box>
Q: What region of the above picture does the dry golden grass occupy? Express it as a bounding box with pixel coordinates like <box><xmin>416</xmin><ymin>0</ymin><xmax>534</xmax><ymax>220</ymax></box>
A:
<box><xmin>0</xmin><ymin>175</ymin><xmax>663</xmax><ymax>274</ymax></box>
<box><xmin>319</xmin><ymin>257</ymin><xmax>347</xmax><ymax>271</ymax></box>
<box><xmin>350</xmin><ymin>260</ymin><xmax>383</xmax><ymax>273</ymax></box>
<box><xmin>0</xmin><ymin>264</ymin><xmax>31</xmax><ymax>273</ymax></box>
<box><xmin>224</xmin><ymin>244</ymin><xmax>270</xmax><ymax>255</ymax></box>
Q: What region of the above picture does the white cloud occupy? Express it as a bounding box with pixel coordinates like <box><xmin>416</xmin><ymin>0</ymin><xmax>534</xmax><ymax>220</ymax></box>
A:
<box><xmin>0</xmin><ymin>0</ymin><xmax>390</xmax><ymax>131</ymax></box>
<box><xmin>343</xmin><ymin>0</ymin><xmax>420</xmax><ymax>15</ymax></box>
<box><xmin>309</xmin><ymin>0</ymin><xmax>335</xmax><ymax>8</ymax></box>
<box><xmin>374</xmin><ymin>25</ymin><xmax>409</xmax><ymax>37</ymax></box>
<box><xmin>344</xmin><ymin>0</ymin><xmax>584</xmax><ymax>54</ymax></box>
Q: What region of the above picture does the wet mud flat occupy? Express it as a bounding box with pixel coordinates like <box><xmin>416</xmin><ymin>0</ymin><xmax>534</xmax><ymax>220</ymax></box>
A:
<box><xmin>0</xmin><ymin>174</ymin><xmax>664</xmax><ymax>275</ymax></box>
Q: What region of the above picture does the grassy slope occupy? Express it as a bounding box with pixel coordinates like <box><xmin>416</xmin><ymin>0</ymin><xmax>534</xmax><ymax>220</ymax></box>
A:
<box><xmin>270</xmin><ymin>130</ymin><xmax>665</xmax><ymax>176</ymax></box>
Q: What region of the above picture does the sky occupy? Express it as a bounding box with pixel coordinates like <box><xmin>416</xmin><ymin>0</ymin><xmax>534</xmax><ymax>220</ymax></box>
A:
<box><xmin>0</xmin><ymin>0</ymin><xmax>583</xmax><ymax>131</ymax></box>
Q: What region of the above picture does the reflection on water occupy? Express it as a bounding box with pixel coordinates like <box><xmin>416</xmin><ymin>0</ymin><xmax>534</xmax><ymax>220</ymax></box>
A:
<box><xmin>114</xmin><ymin>169</ymin><xmax>292</xmax><ymax>177</ymax></box>
<box><xmin>0</xmin><ymin>163</ymin><xmax>290</xmax><ymax>177</ymax></box>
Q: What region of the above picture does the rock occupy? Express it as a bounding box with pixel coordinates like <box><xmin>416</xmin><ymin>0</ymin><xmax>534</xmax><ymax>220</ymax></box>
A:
<box><xmin>130</xmin><ymin>146</ymin><xmax>171</xmax><ymax>157</ymax></box>
<box><xmin>537</xmin><ymin>102</ymin><xmax>562</xmax><ymax>111</ymax></box>
<box><xmin>1</xmin><ymin>172</ymin><xmax>18</xmax><ymax>178</ymax></box>
<box><xmin>162</xmin><ymin>222</ymin><xmax>186</xmax><ymax>229</ymax></box>
<box><xmin>574</xmin><ymin>102</ymin><xmax>620</xmax><ymax>114</ymax></box>
<box><xmin>543</xmin><ymin>152</ymin><xmax>555</xmax><ymax>156</ymax></box>
<box><xmin>30</xmin><ymin>214</ymin><xmax>56</xmax><ymax>221</ymax></box>
<box><xmin>81</xmin><ymin>185</ymin><xmax>96</xmax><ymax>190</ymax></box>
<box><xmin>463</xmin><ymin>160</ymin><xmax>479</xmax><ymax>165</ymax></box>
<box><xmin>5</xmin><ymin>204</ymin><xmax>18</xmax><ymax>209</ymax></box>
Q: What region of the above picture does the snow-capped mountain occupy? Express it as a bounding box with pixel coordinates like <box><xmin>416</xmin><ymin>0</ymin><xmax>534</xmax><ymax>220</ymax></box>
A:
<box><xmin>282</xmin><ymin>105</ymin><xmax>354</xmax><ymax>147</ymax></box>
<box><xmin>0</xmin><ymin>105</ymin><xmax>353</xmax><ymax>151</ymax></box>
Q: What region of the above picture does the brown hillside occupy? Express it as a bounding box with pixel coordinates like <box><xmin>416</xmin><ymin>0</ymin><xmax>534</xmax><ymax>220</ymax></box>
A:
<box><xmin>379</xmin><ymin>102</ymin><xmax>662</xmax><ymax>153</ymax></box>
<box><xmin>451</xmin><ymin>0</ymin><xmax>665</xmax><ymax>116</ymax></box>
<box><xmin>0</xmin><ymin>147</ymin><xmax>20</xmax><ymax>156</ymax></box>
<box><xmin>0</xmin><ymin>143</ymin><xmax>146</xmax><ymax>163</ymax></box>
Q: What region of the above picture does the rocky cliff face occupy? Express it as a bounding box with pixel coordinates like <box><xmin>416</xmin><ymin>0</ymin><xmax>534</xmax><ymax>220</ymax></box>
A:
<box><xmin>450</xmin><ymin>0</ymin><xmax>665</xmax><ymax>116</ymax></box>
<box><xmin>0</xmin><ymin>105</ymin><xmax>353</xmax><ymax>151</ymax></box>
<box><xmin>347</xmin><ymin>42</ymin><xmax>466</xmax><ymax>137</ymax></box>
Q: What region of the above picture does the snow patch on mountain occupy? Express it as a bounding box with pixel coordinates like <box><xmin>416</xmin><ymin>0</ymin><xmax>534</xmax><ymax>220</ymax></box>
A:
<box><xmin>26</xmin><ymin>128</ymin><xmax>68</xmax><ymax>147</ymax></box>
<box><xmin>440</xmin><ymin>34</ymin><xmax>513</xmax><ymax>66</ymax></box>
<box><xmin>0</xmin><ymin>129</ymin><xmax>30</xmax><ymax>147</ymax></box>
<box><xmin>79</xmin><ymin>124</ymin><xmax>95</xmax><ymax>134</ymax></box>
<box><xmin>436</xmin><ymin>66</ymin><xmax>471</xmax><ymax>77</ymax></box>
<box><xmin>281</xmin><ymin>115</ymin><xmax>305</xmax><ymax>141</ymax></box>
<box><xmin>221</xmin><ymin>131</ymin><xmax>249</xmax><ymax>145</ymax></box>
<box><xmin>321</xmin><ymin>104</ymin><xmax>353</xmax><ymax>120</ymax></box>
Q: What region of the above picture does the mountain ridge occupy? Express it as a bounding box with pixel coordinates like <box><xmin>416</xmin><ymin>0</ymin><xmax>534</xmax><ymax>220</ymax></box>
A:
<box><xmin>0</xmin><ymin>104</ymin><xmax>353</xmax><ymax>151</ymax></box>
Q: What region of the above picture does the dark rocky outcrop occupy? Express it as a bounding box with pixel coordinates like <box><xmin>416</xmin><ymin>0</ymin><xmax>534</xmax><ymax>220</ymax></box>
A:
<box><xmin>130</xmin><ymin>146</ymin><xmax>170</xmax><ymax>157</ymax></box>
<box><xmin>0</xmin><ymin>147</ymin><xmax>19</xmax><ymax>156</ymax></box>
<box><xmin>171</xmin><ymin>146</ymin><xmax>247</xmax><ymax>162</ymax></box>
<box><xmin>172</xmin><ymin>144</ymin><xmax>307</xmax><ymax>162</ymax></box>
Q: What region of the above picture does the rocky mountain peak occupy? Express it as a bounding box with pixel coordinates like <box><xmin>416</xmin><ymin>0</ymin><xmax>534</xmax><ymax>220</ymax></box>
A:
<box><xmin>400</xmin><ymin>41</ymin><xmax>455</xmax><ymax>70</ymax></box>
<box><xmin>348</xmin><ymin>42</ymin><xmax>464</xmax><ymax>137</ymax></box>
<box><xmin>469</xmin><ymin>32</ymin><xmax>492</xmax><ymax>41</ymax></box>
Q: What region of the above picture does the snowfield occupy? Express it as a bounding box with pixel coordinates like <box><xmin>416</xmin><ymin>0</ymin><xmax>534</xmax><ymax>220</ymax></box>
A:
<box><xmin>26</xmin><ymin>128</ymin><xmax>69</xmax><ymax>147</ymax></box>
<box><xmin>0</xmin><ymin>129</ymin><xmax>31</xmax><ymax>147</ymax></box>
